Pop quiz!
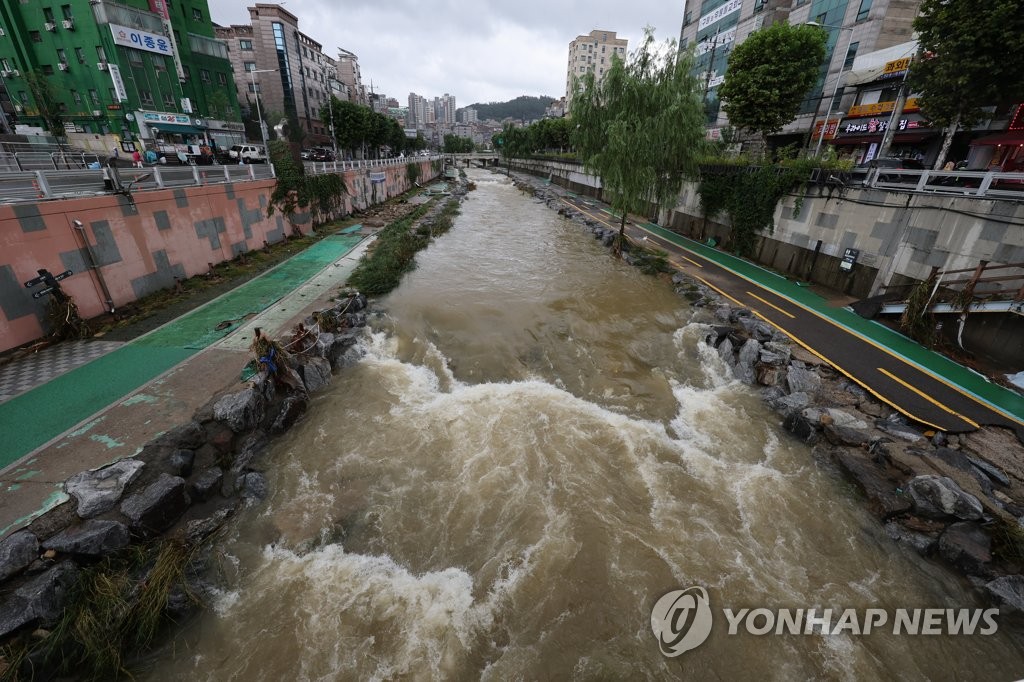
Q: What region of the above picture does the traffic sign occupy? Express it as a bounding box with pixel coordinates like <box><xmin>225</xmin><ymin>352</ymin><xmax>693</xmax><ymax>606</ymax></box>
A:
<box><xmin>24</xmin><ymin>269</ymin><xmax>72</xmax><ymax>288</ymax></box>
<box><xmin>32</xmin><ymin>287</ymin><xmax>55</xmax><ymax>299</ymax></box>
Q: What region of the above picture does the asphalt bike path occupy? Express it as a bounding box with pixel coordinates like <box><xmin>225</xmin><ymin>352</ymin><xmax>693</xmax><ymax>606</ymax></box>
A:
<box><xmin>560</xmin><ymin>194</ymin><xmax>1024</xmax><ymax>439</ymax></box>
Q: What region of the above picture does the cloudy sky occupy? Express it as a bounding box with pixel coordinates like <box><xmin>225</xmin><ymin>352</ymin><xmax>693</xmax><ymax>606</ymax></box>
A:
<box><xmin>207</xmin><ymin>1</ymin><xmax>687</xmax><ymax>106</ymax></box>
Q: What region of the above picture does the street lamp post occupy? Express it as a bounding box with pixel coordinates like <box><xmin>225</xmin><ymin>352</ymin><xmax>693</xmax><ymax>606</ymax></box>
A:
<box><xmin>248</xmin><ymin>68</ymin><xmax>277</xmax><ymax>153</ymax></box>
<box><xmin>327</xmin><ymin>76</ymin><xmax>339</xmax><ymax>162</ymax></box>
<box><xmin>806</xmin><ymin>22</ymin><xmax>856</xmax><ymax>157</ymax></box>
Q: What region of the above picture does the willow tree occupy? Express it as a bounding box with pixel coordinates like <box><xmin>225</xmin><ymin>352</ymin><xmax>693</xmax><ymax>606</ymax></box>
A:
<box><xmin>571</xmin><ymin>29</ymin><xmax>706</xmax><ymax>256</ymax></box>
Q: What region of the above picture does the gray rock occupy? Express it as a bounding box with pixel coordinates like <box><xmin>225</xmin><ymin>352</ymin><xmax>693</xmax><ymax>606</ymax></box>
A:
<box><xmin>786</xmin><ymin>365</ymin><xmax>822</xmax><ymax>395</ymax></box>
<box><xmin>714</xmin><ymin>306</ymin><xmax>732</xmax><ymax>323</ymax></box>
<box><xmin>716</xmin><ymin>337</ymin><xmax>735</xmax><ymax>366</ymax></box>
<box><xmin>820</xmin><ymin>408</ymin><xmax>869</xmax><ymax>430</ymax></box>
<box><xmin>884</xmin><ymin>522</ymin><xmax>935</xmax><ymax>555</ymax></box>
<box><xmin>751</xmin><ymin>320</ymin><xmax>775</xmax><ymax>342</ymax></box>
<box><xmin>766</xmin><ymin>391</ymin><xmax>810</xmax><ymax>414</ymax></box>
<box><xmin>300</xmin><ymin>356</ymin><xmax>332</xmax><ymax>394</ymax></box>
<box><xmin>758</xmin><ymin>349</ymin><xmax>789</xmax><ymax>366</ymax></box>
<box><xmin>964</xmin><ymin>455</ymin><xmax>1011</xmax><ymax>488</ymax></box>
<box><xmin>875</xmin><ymin>419</ymin><xmax>924</xmax><ymax>443</ymax></box>
<box><xmin>120</xmin><ymin>474</ymin><xmax>190</xmax><ymax>534</ymax></box>
<box><xmin>0</xmin><ymin>531</ymin><xmax>39</xmax><ymax>581</ymax></box>
<box><xmin>830</xmin><ymin>448</ymin><xmax>911</xmax><ymax>518</ymax></box>
<box><xmin>170</xmin><ymin>449</ymin><xmax>195</xmax><ymax>478</ymax></box>
<box><xmin>190</xmin><ymin>467</ymin><xmax>224</xmax><ymax>502</ymax></box>
<box><xmin>315</xmin><ymin>331</ymin><xmax>335</xmax><ymax>358</ymax></box>
<box><xmin>908</xmin><ymin>475</ymin><xmax>984</xmax><ymax>521</ymax></box>
<box><xmin>824</xmin><ymin>424</ymin><xmax>873</xmax><ymax>448</ymax></box>
<box><xmin>186</xmin><ymin>508</ymin><xmax>233</xmax><ymax>545</ymax></box>
<box><xmin>984</xmin><ymin>575</ymin><xmax>1024</xmax><ymax>613</ymax></box>
<box><xmin>66</xmin><ymin>459</ymin><xmax>145</xmax><ymax>519</ymax></box>
<box><xmin>270</xmin><ymin>394</ymin><xmax>308</xmax><ymax>434</ymax></box>
<box><xmin>213</xmin><ymin>388</ymin><xmax>265</xmax><ymax>433</ymax></box>
<box><xmin>671</xmin><ymin>272</ymin><xmax>688</xmax><ymax>285</ymax></box>
<box><xmin>735</xmin><ymin>338</ymin><xmax>760</xmax><ymax>384</ymax></box>
<box><xmin>783</xmin><ymin>411</ymin><xmax>819</xmax><ymax>444</ymax></box>
<box><xmin>938</xmin><ymin>522</ymin><xmax>992</xmax><ymax>576</ymax></box>
<box><xmin>755</xmin><ymin>363</ymin><xmax>784</xmax><ymax>387</ymax></box>
<box><xmin>0</xmin><ymin>562</ymin><xmax>79</xmax><ymax>638</ymax></box>
<box><xmin>232</xmin><ymin>430</ymin><xmax>269</xmax><ymax>473</ymax></box>
<box><xmin>42</xmin><ymin>520</ymin><xmax>129</xmax><ymax>557</ymax></box>
<box><xmin>238</xmin><ymin>472</ymin><xmax>268</xmax><ymax>500</ymax></box>
<box><xmin>155</xmin><ymin>420</ymin><xmax>205</xmax><ymax>450</ymax></box>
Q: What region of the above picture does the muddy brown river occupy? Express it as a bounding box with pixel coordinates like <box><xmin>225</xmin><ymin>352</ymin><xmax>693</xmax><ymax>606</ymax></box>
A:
<box><xmin>144</xmin><ymin>169</ymin><xmax>1024</xmax><ymax>680</ymax></box>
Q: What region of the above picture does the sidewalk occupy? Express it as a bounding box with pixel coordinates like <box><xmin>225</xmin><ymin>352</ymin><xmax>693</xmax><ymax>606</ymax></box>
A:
<box><xmin>0</xmin><ymin>232</ymin><xmax>373</xmax><ymax>536</ymax></box>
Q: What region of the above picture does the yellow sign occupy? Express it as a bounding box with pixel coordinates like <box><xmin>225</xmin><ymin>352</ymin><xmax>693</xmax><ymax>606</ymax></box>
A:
<box><xmin>846</xmin><ymin>98</ymin><xmax>920</xmax><ymax>117</ymax></box>
<box><xmin>883</xmin><ymin>57</ymin><xmax>911</xmax><ymax>75</ymax></box>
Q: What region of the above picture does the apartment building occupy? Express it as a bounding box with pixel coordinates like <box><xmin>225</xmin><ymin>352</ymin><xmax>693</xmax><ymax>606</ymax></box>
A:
<box><xmin>679</xmin><ymin>0</ymin><xmax>921</xmax><ymax>147</ymax></box>
<box><xmin>0</xmin><ymin>0</ymin><xmax>243</xmax><ymax>152</ymax></box>
<box><xmin>336</xmin><ymin>48</ymin><xmax>364</xmax><ymax>105</ymax></box>
<box><xmin>564</xmin><ymin>29</ymin><xmax>628</xmax><ymax>110</ymax></box>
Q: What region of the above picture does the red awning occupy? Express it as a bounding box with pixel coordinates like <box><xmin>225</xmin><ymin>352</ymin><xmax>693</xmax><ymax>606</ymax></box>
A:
<box><xmin>830</xmin><ymin>132</ymin><xmax>935</xmax><ymax>146</ymax></box>
<box><xmin>970</xmin><ymin>131</ymin><xmax>1024</xmax><ymax>146</ymax></box>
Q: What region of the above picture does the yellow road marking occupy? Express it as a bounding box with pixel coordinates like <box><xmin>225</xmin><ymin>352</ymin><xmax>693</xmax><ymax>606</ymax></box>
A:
<box><xmin>877</xmin><ymin>368</ymin><xmax>980</xmax><ymax>429</ymax></box>
<box><xmin>746</xmin><ymin>292</ymin><xmax>795</xmax><ymax>319</ymax></box>
<box><xmin>633</xmin><ymin>222</ymin><xmax>1024</xmax><ymax>430</ymax></box>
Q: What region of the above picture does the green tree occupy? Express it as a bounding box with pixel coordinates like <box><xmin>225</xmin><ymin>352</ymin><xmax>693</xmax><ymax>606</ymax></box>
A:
<box><xmin>910</xmin><ymin>0</ymin><xmax>1024</xmax><ymax>169</ymax></box>
<box><xmin>716</xmin><ymin>22</ymin><xmax>827</xmax><ymax>144</ymax></box>
<box><xmin>323</xmin><ymin>98</ymin><xmax>371</xmax><ymax>158</ymax></box>
<box><xmin>571</xmin><ymin>29</ymin><xmax>706</xmax><ymax>256</ymax></box>
<box><xmin>443</xmin><ymin>134</ymin><xmax>473</xmax><ymax>153</ymax></box>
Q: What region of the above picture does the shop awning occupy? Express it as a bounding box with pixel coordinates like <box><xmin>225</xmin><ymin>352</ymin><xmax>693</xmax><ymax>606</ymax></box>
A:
<box><xmin>970</xmin><ymin>131</ymin><xmax>1024</xmax><ymax>146</ymax></box>
<box><xmin>151</xmin><ymin>123</ymin><xmax>207</xmax><ymax>135</ymax></box>
<box><xmin>830</xmin><ymin>132</ymin><xmax>935</xmax><ymax>145</ymax></box>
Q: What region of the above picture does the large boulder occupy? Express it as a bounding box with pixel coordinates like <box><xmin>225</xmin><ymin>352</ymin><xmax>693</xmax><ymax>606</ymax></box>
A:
<box><xmin>120</xmin><ymin>474</ymin><xmax>190</xmax><ymax>535</ymax></box>
<box><xmin>884</xmin><ymin>522</ymin><xmax>935</xmax><ymax>555</ymax></box>
<box><xmin>830</xmin><ymin>448</ymin><xmax>912</xmax><ymax>519</ymax></box>
<box><xmin>0</xmin><ymin>531</ymin><xmax>39</xmax><ymax>581</ymax></box>
<box><xmin>0</xmin><ymin>562</ymin><xmax>79</xmax><ymax>638</ymax></box>
<box><xmin>908</xmin><ymin>475</ymin><xmax>983</xmax><ymax>520</ymax></box>
<box><xmin>42</xmin><ymin>520</ymin><xmax>130</xmax><ymax>557</ymax></box>
<box><xmin>300</xmin><ymin>356</ymin><xmax>332</xmax><ymax>394</ymax></box>
<box><xmin>190</xmin><ymin>467</ymin><xmax>224</xmax><ymax>502</ymax></box>
<box><xmin>66</xmin><ymin>459</ymin><xmax>145</xmax><ymax>519</ymax></box>
<box><xmin>875</xmin><ymin>419</ymin><xmax>924</xmax><ymax>443</ymax></box>
<box><xmin>213</xmin><ymin>387</ymin><xmax>265</xmax><ymax>433</ymax></box>
<box><xmin>984</xmin><ymin>575</ymin><xmax>1024</xmax><ymax>613</ymax></box>
<box><xmin>735</xmin><ymin>338</ymin><xmax>760</xmax><ymax>384</ymax></box>
<box><xmin>270</xmin><ymin>394</ymin><xmax>308</xmax><ymax>434</ymax></box>
<box><xmin>786</xmin><ymin>365</ymin><xmax>821</xmax><ymax>395</ymax></box>
<box><xmin>938</xmin><ymin>522</ymin><xmax>992</xmax><ymax>576</ymax></box>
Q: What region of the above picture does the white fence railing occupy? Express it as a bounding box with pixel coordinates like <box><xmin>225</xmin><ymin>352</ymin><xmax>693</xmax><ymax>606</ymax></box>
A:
<box><xmin>303</xmin><ymin>155</ymin><xmax>435</xmax><ymax>176</ymax></box>
<box><xmin>843</xmin><ymin>167</ymin><xmax>1024</xmax><ymax>200</ymax></box>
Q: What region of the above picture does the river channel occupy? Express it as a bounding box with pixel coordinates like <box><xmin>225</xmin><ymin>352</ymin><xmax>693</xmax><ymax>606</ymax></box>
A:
<box><xmin>144</xmin><ymin>169</ymin><xmax>1024</xmax><ymax>680</ymax></box>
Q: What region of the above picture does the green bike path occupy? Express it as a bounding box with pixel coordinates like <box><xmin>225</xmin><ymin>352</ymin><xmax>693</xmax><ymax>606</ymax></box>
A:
<box><xmin>0</xmin><ymin>233</ymin><xmax>363</xmax><ymax>468</ymax></box>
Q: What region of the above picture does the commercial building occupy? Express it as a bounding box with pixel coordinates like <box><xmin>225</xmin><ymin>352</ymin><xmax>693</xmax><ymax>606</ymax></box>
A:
<box><xmin>679</xmin><ymin>0</ymin><xmax>921</xmax><ymax>148</ymax></box>
<box><xmin>336</xmin><ymin>48</ymin><xmax>364</xmax><ymax>105</ymax></box>
<box><xmin>0</xmin><ymin>0</ymin><xmax>243</xmax><ymax>153</ymax></box>
<box><xmin>564</xmin><ymin>29</ymin><xmax>628</xmax><ymax>111</ymax></box>
<box><xmin>213</xmin><ymin>3</ymin><xmax>334</xmax><ymax>146</ymax></box>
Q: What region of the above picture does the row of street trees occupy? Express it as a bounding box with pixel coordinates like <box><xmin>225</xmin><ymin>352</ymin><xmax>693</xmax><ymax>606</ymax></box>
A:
<box><xmin>319</xmin><ymin>97</ymin><xmax>426</xmax><ymax>159</ymax></box>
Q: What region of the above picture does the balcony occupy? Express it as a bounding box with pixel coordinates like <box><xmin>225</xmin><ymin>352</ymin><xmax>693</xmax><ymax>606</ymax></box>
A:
<box><xmin>90</xmin><ymin>0</ymin><xmax>162</xmax><ymax>33</ymax></box>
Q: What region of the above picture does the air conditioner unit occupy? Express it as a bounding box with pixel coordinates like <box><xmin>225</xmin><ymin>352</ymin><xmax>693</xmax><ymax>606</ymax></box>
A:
<box><xmin>0</xmin><ymin>69</ymin><xmax>9</xmax><ymax>78</ymax></box>
<box><xmin>0</xmin><ymin>27</ymin><xmax>6</xmax><ymax>36</ymax></box>
<box><xmin>91</xmin><ymin>109</ymin><xmax>101</xmax><ymax>117</ymax></box>
<box><xmin>97</xmin><ymin>61</ymin><xmax>108</xmax><ymax>71</ymax></box>
<box><xmin>62</xmin><ymin>19</ymin><xmax>74</xmax><ymax>30</ymax></box>
<box><xmin>14</xmin><ymin>104</ymin><xmax>23</xmax><ymax>113</ymax></box>
<box><xmin>11</xmin><ymin>69</ymin><xmax>20</xmax><ymax>76</ymax></box>
<box><xmin>44</xmin><ymin>22</ymin><xmax>56</xmax><ymax>31</ymax></box>
<box><xmin>57</xmin><ymin>62</ymin><xmax>69</xmax><ymax>71</ymax></box>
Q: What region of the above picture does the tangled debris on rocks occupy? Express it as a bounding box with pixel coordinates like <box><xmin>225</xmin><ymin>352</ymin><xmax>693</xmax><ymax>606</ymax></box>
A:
<box><xmin>0</xmin><ymin>292</ymin><xmax>370</xmax><ymax>678</ymax></box>
<box><xmin>506</xmin><ymin>169</ymin><xmax>1024</xmax><ymax>615</ymax></box>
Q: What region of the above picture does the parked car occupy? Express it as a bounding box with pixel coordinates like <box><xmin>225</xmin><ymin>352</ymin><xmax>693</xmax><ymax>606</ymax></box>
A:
<box><xmin>858</xmin><ymin>157</ymin><xmax>924</xmax><ymax>183</ymax></box>
<box><xmin>228</xmin><ymin>144</ymin><xmax>267</xmax><ymax>163</ymax></box>
<box><xmin>310</xmin><ymin>148</ymin><xmax>334</xmax><ymax>162</ymax></box>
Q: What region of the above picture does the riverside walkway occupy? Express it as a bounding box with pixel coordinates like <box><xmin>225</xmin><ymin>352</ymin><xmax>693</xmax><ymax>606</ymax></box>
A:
<box><xmin>559</xmin><ymin>193</ymin><xmax>1024</xmax><ymax>440</ymax></box>
<box><xmin>0</xmin><ymin>232</ymin><xmax>372</xmax><ymax>536</ymax></box>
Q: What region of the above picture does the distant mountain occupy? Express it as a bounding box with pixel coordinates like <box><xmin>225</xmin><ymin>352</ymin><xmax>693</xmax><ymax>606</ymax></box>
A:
<box><xmin>461</xmin><ymin>96</ymin><xmax>556</xmax><ymax>122</ymax></box>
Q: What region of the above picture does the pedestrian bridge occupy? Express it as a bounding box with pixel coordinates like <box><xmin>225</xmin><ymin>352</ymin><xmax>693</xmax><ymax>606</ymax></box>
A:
<box><xmin>447</xmin><ymin>152</ymin><xmax>503</xmax><ymax>167</ymax></box>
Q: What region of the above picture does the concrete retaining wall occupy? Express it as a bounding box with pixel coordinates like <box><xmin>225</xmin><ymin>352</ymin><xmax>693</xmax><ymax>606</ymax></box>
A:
<box><xmin>0</xmin><ymin>161</ymin><xmax>435</xmax><ymax>353</ymax></box>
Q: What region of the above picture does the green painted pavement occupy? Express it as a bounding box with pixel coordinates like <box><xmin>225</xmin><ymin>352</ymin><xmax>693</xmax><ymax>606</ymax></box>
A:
<box><xmin>634</xmin><ymin>218</ymin><xmax>1024</xmax><ymax>423</ymax></box>
<box><xmin>0</xmin><ymin>233</ymin><xmax>363</xmax><ymax>468</ymax></box>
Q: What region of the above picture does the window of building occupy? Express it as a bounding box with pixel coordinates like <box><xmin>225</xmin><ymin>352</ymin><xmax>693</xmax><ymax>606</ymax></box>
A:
<box><xmin>30</xmin><ymin>31</ymin><xmax>41</xmax><ymax>42</ymax></box>
<box><xmin>89</xmin><ymin>88</ymin><xmax>99</xmax><ymax>104</ymax></box>
<box><xmin>244</xmin><ymin>61</ymin><xmax>256</xmax><ymax>71</ymax></box>
<box><xmin>108</xmin><ymin>87</ymin><xmax>117</xmax><ymax>100</ymax></box>
<box><xmin>844</xmin><ymin>41</ymin><xmax>859</xmax><ymax>68</ymax></box>
<box><xmin>182</xmin><ymin>65</ymin><xmax>190</xmax><ymax>80</ymax></box>
<box><xmin>200</xmin><ymin>68</ymin><xmax>210</xmax><ymax>83</ymax></box>
<box><xmin>71</xmin><ymin>89</ymin><xmax>81</xmax><ymax>104</ymax></box>
<box><xmin>1</xmin><ymin>59</ymin><xmax>10</xmax><ymax>71</ymax></box>
<box><xmin>57</xmin><ymin>48</ymin><xmax>67</xmax><ymax>64</ymax></box>
<box><xmin>127</xmin><ymin>50</ymin><xmax>143</xmax><ymax>66</ymax></box>
<box><xmin>152</xmin><ymin>54</ymin><xmax>166</xmax><ymax>71</ymax></box>
<box><xmin>41</xmin><ymin>64</ymin><xmax>54</xmax><ymax>75</ymax></box>
<box><xmin>248</xmin><ymin>83</ymin><xmax>261</xmax><ymax>93</ymax></box>
<box><xmin>75</xmin><ymin>47</ymin><xmax>85</xmax><ymax>63</ymax></box>
<box><xmin>192</xmin><ymin>8</ymin><xmax>202</xmax><ymax>21</ymax></box>
<box><xmin>57</xmin><ymin>102</ymin><xmax>66</xmax><ymax>112</ymax></box>
<box><xmin>96</xmin><ymin>45</ymin><xmax>106</xmax><ymax>61</ymax></box>
<box><xmin>856</xmin><ymin>0</ymin><xmax>873</xmax><ymax>21</ymax></box>
<box><xmin>173</xmin><ymin>30</ymin><xmax>181</xmax><ymax>44</ymax></box>
<box><xmin>163</xmin><ymin>92</ymin><xmax>175</xmax><ymax>108</ymax></box>
<box><xmin>43</xmin><ymin>7</ymin><xmax>55</xmax><ymax>23</ymax></box>
<box><xmin>217</xmin><ymin>72</ymin><xmax>227</xmax><ymax>85</ymax></box>
<box><xmin>61</xmin><ymin>4</ymin><xmax>72</xmax><ymax>19</ymax></box>
<box><xmin>139</xmin><ymin>89</ymin><xmax>154</xmax><ymax>105</ymax></box>
<box><xmin>239</xmin><ymin>39</ymin><xmax>252</xmax><ymax>50</ymax></box>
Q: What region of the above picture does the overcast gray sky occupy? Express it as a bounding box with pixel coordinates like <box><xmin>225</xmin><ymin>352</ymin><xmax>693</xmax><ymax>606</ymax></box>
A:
<box><xmin>207</xmin><ymin>1</ymin><xmax>686</xmax><ymax>106</ymax></box>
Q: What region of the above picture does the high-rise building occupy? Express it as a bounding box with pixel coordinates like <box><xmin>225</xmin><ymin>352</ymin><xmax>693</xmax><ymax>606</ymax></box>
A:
<box><xmin>564</xmin><ymin>30</ymin><xmax>628</xmax><ymax>110</ymax></box>
<box><xmin>679</xmin><ymin>0</ymin><xmax>922</xmax><ymax>146</ymax></box>
<box><xmin>336</xmin><ymin>48</ymin><xmax>364</xmax><ymax>104</ymax></box>
<box><xmin>407</xmin><ymin>92</ymin><xmax>427</xmax><ymax>129</ymax></box>
<box><xmin>214</xmin><ymin>3</ymin><xmax>334</xmax><ymax>145</ymax></box>
<box><xmin>0</xmin><ymin>0</ymin><xmax>243</xmax><ymax>152</ymax></box>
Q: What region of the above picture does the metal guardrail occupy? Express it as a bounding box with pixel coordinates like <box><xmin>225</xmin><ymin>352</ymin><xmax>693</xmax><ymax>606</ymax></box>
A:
<box><xmin>0</xmin><ymin>151</ymin><xmax>105</xmax><ymax>172</ymax></box>
<box><xmin>0</xmin><ymin>163</ymin><xmax>275</xmax><ymax>203</ymax></box>
<box><xmin>303</xmin><ymin>156</ymin><xmax>435</xmax><ymax>175</ymax></box>
<box><xmin>847</xmin><ymin>167</ymin><xmax>1024</xmax><ymax>199</ymax></box>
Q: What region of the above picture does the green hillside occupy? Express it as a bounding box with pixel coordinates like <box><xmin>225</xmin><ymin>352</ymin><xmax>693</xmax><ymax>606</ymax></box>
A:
<box><xmin>462</xmin><ymin>95</ymin><xmax>555</xmax><ymax>122</ymax></box>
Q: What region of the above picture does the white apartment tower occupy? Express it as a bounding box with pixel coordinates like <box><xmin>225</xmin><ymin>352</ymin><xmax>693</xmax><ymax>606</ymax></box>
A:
<box><xmin>565</xmin><ymin>30</ymin><xmax>628</xmax><ymax>110</ymax></box>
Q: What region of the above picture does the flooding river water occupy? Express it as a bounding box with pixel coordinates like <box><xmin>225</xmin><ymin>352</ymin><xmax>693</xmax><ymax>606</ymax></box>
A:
<box><xmin>145</xmin><ymin>170</ymin><xmax>1024</xmax><ymax>680</ymax></box>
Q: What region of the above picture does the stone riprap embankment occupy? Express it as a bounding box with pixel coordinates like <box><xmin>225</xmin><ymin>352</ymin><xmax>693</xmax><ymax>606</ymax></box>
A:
<box><xmin>507</xmin><ymin>170</ymin><xmax>1024</xmax><ymax>614</ymax></box>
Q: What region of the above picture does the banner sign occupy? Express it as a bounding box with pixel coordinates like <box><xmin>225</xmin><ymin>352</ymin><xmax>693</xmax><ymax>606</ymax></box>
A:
<box><xmin>141</xmin><ymin>111</ymin><xmax>191</xmax><ymax>125</ymax></box>
<box><xmin>847</xmin><ymin>98</ymin><xmax>920</xmax><ymax>118</ymax></box>
<box><xmin>110</xmin><ymin>23</ymin><xmax>173</xmax><ymax>56</ymax></box>
<box><xmin>698</xmin><ymin>0</ymin><xmax>742</xmax><ymax>31</ymax></box>
<box><xmin>695</xmin><ymin>27</ymin><xmax>736</xmax><ymax>56</ymax></box>
<box><xmin>148</xmin><ymin>0</ymin><xmax>170</xmax><ymax>20</ymax></box>
<box><xmin>108</xmin><ymin>63</ymin><xmax>127</xmax><ymax>102</ymax></box>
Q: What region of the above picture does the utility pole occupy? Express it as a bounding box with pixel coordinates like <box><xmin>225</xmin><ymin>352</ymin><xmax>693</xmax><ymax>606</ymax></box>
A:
<box><xmin>702</xmin><ymin>28</ymin><xmax>723</xmax><ymax>103</ymax></box>
<box><xmin>875</xmin><ymin>56</ymin><xmax>913</xmax><ymax>161</ymax></box>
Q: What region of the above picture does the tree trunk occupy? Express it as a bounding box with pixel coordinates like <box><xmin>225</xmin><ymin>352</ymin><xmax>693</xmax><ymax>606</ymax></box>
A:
<box><xmin>933</xmin><ymin>113</ymin><xmax>960</xmax><ymax>170</ymax></box>
<box><xmin>615</xmin><ymin>212</ymin><xmax>627</xmax><ymax>258</ymax></box>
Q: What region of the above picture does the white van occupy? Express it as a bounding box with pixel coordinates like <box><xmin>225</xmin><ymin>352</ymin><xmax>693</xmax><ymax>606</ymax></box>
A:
<box><xmin>228</xmin><ymin>144</ymin><xmax>267</xmax><ymax>163</ymax></box>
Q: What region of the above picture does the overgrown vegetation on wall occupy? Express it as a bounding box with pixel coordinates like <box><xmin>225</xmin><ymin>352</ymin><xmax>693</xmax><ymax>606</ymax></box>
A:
<box><xmin>267</xmin><ymin>140</ymin><xmax>348</xmax><ymax>230</ymax></box>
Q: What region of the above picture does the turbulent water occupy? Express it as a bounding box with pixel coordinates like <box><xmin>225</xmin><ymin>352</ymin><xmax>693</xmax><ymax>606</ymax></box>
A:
<box><xmin>145</xmin><ymin>170</ymin><xmax>1024</xmax><ymax>680</ymax></box>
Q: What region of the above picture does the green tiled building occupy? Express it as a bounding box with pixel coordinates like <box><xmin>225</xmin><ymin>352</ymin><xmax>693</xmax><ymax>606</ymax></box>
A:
<box><xmin>0</xmin><ymin>0</ymin><xmax>244</xmax><ymax>153</ymax></box>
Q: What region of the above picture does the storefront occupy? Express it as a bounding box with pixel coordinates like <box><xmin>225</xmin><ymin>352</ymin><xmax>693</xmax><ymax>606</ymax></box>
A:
<box><xmin>966</xmin><ymin>103</ymin><xmax>1024</xmax><ymax>172</ymax></box>
<box><xmin>830</xmin><ymin>109</ymin><xmax>939</xmax><ymax>165</ymax></box>
<box><xmin>135</xmin><ymin>110</ymin><xmax>213</xmax><ymax>162</ymax></box>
